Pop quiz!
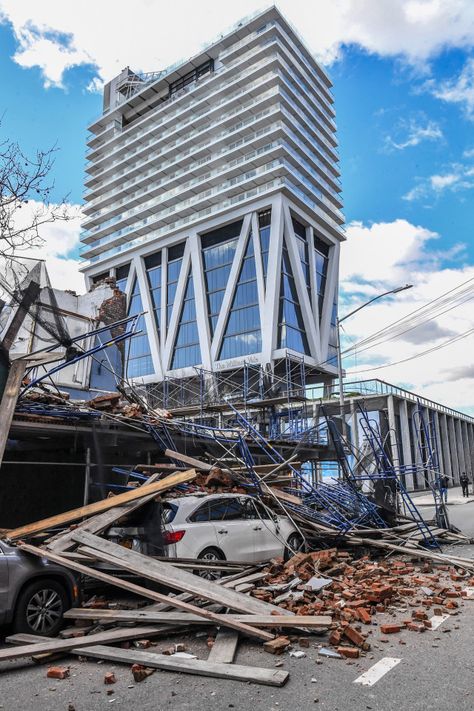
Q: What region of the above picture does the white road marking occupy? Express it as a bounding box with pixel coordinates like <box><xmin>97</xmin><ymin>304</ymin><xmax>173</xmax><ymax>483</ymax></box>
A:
<box><xmin>430</xmin><ymin>614</ymin><xmax>450</xmax><ymax>630</ymax></box>
<box><xmin>463</xmin><ymin>587</ymin><xmax>474</xmax><ymax>600</ymax></box>
<box><xmin>353</xmin><ymin>657</ymin><xmax>401</xmax><ymax>687</ymax></box>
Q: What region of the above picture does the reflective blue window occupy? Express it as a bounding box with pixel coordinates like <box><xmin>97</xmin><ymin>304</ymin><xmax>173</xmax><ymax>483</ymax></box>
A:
<box><xmin>314</xmin><ymin>236</ymin><xmax>329</xmax><ymax>316</ymax></box>
<box><xmin>167</xmin><ymin>255</ymin><xmax>183</xmax><ymax>328</ymax></box>
<box><xmin>258</xmin><ymin>209</ymin><xmax>271</xmax><ymax>283</ymax></box>
<box><xmin>292</xmin><ymin>217</ymin><xmax>311</xmax><ymax>302</ymax></box>
<box><xmin>202</xmin><ymin>230</ymin><xmax>238</xmax><ymax>335</ymax></box>
<box><xmin>218</xmin><ymin>235</ymin><xmax>262</xmax><ymax>360</ymax></box>
<box><xmin>171</xmin><ymin>273</ymin><xmax>201</xmax><ymax>369</ymax></box>
<box><xmin>278</xmin><ymin>240</ymin><xmax>310</xmax><ymax>355</ymax></box>
<box><xmin>145</xmin><ymin>252</ymin><xmax>162</xmax><ymax>335</ymax></box>
<box><xmin>126</xmin><ymin>277</ymin><xmax>154</xmax><ymax>379</ymax></box>
<box><xmin>115</xmin><ymin>263</ymin><xmax>130</xmax><ymax>293</ymax></box>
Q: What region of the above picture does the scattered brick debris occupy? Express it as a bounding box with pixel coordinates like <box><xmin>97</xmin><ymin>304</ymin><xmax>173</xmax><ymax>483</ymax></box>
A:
<box><xmin>46</xmin><ymin>666</ymin><xmax>70</xmax><ymax>679</ymax></box>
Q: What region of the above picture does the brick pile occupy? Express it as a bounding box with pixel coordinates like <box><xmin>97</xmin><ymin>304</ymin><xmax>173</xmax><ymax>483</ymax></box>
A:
<box><xmin>251</xmin><ymin>548</ymin><xmax>473</xmax><ymax>658</ymax></box>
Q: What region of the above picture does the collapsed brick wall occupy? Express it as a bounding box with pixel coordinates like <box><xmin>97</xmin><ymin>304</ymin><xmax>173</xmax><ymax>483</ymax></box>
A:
<box><xmin>97</xmin><ymin>286</ymin><xmax>127</xmax><ymax>353</ymax></box>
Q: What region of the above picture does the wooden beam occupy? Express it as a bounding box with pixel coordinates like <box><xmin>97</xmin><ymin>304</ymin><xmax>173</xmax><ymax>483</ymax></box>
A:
<box><xmin>5</xmin><ymin>633</ymin><xmax>288</xmax><ymax>686</ymax></box>
<box><xmin>0</xmin><ymin>360</ymin><xmax>27</xmax><ymax>467</ymax></box>
<box><xmin>19</xmin><ymin>543</ymin><xmax>273</xmax><ymax>641</ymax></box>
<box><xmin>73</xmin><ymin>531</ymin><xmax>289</xmax><ymax>616</ymax></box>
<box><xmin>63</xmin><ymin>609</ymin><xmax>332</xmax><ymax>629</ymax></box>
<box><xmin>46</xmin><ymin>472</ymin><xmax>163</xmax><ymax>552</ymax></box>
<box><xmin>208</xmin><ymin>629</ymin><xmax>239</xmax><ymax>664</ymax></box>
<box><xmin>6</xmin><ymin>469</ymin><xmax>196</xmax><ymax>541</ymax></box>
<box><xmin>0</xmin><ymin>624</ymin><xmax>171</xmax><ymax>662</ymax></box>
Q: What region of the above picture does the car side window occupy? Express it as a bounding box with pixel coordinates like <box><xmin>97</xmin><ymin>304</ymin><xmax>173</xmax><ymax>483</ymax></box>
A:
<box><xmin>221</xmin><ymin>499</ymin><xmax>244</xmax><ymax>521</ymax></box>
<box><xmin>253</xmin><ymin>500</ymin><xmax>271</xmax><ymax>520</ymax></box>
<box><xmin>240</xmin><ymin>498</ymin><xmax>258</xmax><ymax>520</ymax></box>
<box><xmin>190</xmin><ymin>502</ymin><xmax>210</xmax><ymax>522</ymax></box>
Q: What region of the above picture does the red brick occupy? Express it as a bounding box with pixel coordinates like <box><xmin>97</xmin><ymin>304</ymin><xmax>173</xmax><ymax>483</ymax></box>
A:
<box><xmin>329</xmin><ymin>630</ymin><xmax>341</xmax><ymax>645</ymax></box>
<box><xmin>104</xmin><ymin>672</ymin><xmax>116</xmax><ymax>685</ymax></box>
<box><xmin>343</xmin><ymin>625</ymin><xmax>367</xmax><ymax>649</ymax></box>
<box><xmin>380</xmin><ymin>624</ymin><xmax>401</xmax><ymax>634</ymax></box>
<box><xmin>47</xmin><ymin>666</ymin><xmax>70</xmax><ymax>679</ymax></box>
<box><xmin>337</xmin><ymin>646</ymin><xmax>360</xmax><ymax>659</ymax></box>
<box><xmin>263</xmin><ymin>636</ymin><xmax>291</xmax><ymax>655</ymax></box>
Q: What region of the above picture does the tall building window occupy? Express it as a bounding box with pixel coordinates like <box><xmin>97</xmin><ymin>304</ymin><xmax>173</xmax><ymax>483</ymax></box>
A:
<box><xmin>292</xmin><ymin>216</ymin><xmax>311</xmax><ymax>301</ymax></box>
<box><xmin>314</xmin><ymin>236</ymin><xmax>329</xmax><ymax>316</ymax></box>
<box><xmin>327</xmin><ymin>299</ymin><xmax>338</xmax><ymax>366</ymax></box>
<box><xmin>258</xmin><ymin>209</ymin><xmax>271</xmax><ymax>283</ymax></box>
<box><xmin>171</xmin><ymin>271</ymin><xmax>201</xmax><ymax>369</ymax></box>
<box><xmin>115</xmin><ymin>264</ymin><xmax>130</xmax><ymax>293</ymax></box>
<box><xmin>278</xmin><ymin>238</ymin><xmax>310</xmax><ymax>354</ymax></box>
<box><xmin>202</xmin><ymin>221</ymin><xmax>242</xmax><ymax>336</ymax></box>
<box><xmin>166</xmin><ymin>243</ymin><xmax>185</xmax><ymax>329</ymax></box>
<box><xmin>144</xmin><ymin>252</ymin><xmax>162</xmax><ymax>335</ymax></box>
<box><xmin>126</xmin><ymin>277</ymin><xmax>154</xmax><ymax>378</ymax></box>
<box><xmin>219</xmin><ymin>235</ymin><xmax>261</xmax><ymax>360</ymax></box>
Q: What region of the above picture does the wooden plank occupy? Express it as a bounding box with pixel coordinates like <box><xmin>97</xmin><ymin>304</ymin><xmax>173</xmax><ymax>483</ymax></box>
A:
<box><xmin>64</xmin><ymin>644</ymin><xmax>289</xmax><ymax>686</ymax></box>
<box><xmin>46</xmin><ymin>472</ymin><xmax>163</xmax><ymax>552</ymax></box>
<box><xmin>5</xmin><ymin>634</ymin><xmax>288</xmax><ymax>686</ymax></box>
<box><xmin>208</xmin><ymin>629</ymin><xmax>239</xmax><ymax>664</ymax></box>
<box><xmin>0</xmin><ymin>625</ymin><xmax>172</xmax><ymax>662</ymax></box>
<box><xmin>63</xmin><ymin>608</ymin><xmax>332</xmax><ymax>628</ymax></box>
<box><xmin>73</xmin><ymin>532</ymin><xmax>288</xmax><ymax>616</ymax></box>
<box><xmin>266</xmin><ymin>487</ymin><xmax>302</xmax><ymax>506</ymax></box>
<box><xmin>6</xmin><ymin>469</ymin><xmax>196</xmax><ymax>541</ymax></box>
<box><xmin>19</xmin><ymin>543</ymin><xmax>273</xmax><ymax>641</ymax></box>
<box><xmin>165</xmin><ymin>449</ymin><xmax>213</xmax><ymax>471</ymax></box>
<box><xmin>0</xmin><ymin>361</ymin><xmax>27</xmax><ymax>467</ymax></box>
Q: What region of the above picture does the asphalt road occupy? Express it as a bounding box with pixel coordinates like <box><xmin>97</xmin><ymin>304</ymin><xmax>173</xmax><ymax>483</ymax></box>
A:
<box><xmin>0</xmin><ymin>503</ymin><xmax>472</xmax><ymax>711</ymax></box>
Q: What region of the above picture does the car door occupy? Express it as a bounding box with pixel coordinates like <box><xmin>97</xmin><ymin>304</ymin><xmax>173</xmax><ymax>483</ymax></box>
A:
<box><xmin>0</xmin><ymin>544</ymin><xmax>10</xmax><ymax>622</ymax></box>
<box><xmin>212</xmin><ymin>497</ymin><xmax>256</xmax><ymax>562</ymax></box>
<box><xmin>250</xmin><ymin>500</ymin><xmax>286</xmax><ymax>561</ymax></box>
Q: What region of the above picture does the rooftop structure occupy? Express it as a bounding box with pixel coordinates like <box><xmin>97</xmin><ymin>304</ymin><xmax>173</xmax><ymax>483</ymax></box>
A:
<box><xmin>81</xmin><ymin>7</ymin><xmax>344</xmax><ymax>391</ymax></box>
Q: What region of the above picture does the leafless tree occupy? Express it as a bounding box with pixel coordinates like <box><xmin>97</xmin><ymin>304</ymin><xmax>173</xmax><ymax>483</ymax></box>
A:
<box><xmin>0</xmin><ymin>133</ymin><xmax>72</xmax><ymax>270</ymax></box>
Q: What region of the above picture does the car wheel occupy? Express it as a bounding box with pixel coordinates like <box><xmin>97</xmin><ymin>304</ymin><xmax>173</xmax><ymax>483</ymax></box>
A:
<box><xmin>196</xmin><ymin>547</ymin><xmax>226</xmax><ymax>581</ymax></box>
<box><xmin>13</xmin><ymin>579</ymin><xmax>69</xmax><ymax>637</ymax></box>
<box><xmin>284</xmin><ymin>533</ymin><xmax>305</xmax><ymax>562</ymax></box>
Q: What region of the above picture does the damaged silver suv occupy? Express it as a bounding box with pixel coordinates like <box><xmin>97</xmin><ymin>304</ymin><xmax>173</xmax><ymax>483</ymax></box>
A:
<box><xmin>0</xmin><ymin>540</ymin><xmax>79</xmax><ymax>636</ymax></box>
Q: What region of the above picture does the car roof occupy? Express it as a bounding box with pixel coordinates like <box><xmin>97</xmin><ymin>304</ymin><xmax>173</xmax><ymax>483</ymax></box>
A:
<box><xmin>166</xmin><ymin>493</ymin><xmax>251</xmax><ymax>506</ymax></box>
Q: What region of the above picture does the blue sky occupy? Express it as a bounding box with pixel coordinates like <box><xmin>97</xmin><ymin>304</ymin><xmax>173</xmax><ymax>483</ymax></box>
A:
<box><xmin>1</xmin><ymin>0</ymin><xmax>474</xmax><ymax>411</ymax></box>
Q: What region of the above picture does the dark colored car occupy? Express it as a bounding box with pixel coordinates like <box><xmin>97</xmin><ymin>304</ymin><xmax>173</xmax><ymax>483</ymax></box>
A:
<box><xmin>0</xmin><ymin>540</ymin><xmax>79</xmax><ymax>636</ymax></box>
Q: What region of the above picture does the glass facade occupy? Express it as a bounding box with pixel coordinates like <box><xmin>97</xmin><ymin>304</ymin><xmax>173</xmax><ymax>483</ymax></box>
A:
<box><xmin>144</xmin><ymin>252</ymin><xmax>162</xmax><ymax>335</ymax></box>
<box><xmin>314</xmin><ymin>236</ymin><xmax>329</xmax><ymax>316</ymax></box>
<box><xmin>327</xmin><ymin>298</ymin><xmax>338</xmax><ymax>366</ymax></box>
<box><xmin>166</xmin><ymin>244</ymin><xmax>184</xmax><ymax>329</ymax></box>
<box><xmin>278</xmin><ymin>237</ymin><xmax>310</xmax><ymax>354</ymax></box>
<box><xmin>292</xmin><ymin>216</ymin><xmax>311</xmax><ymax>301</ymax></box>
<box><xmin>126</xmin><ymin>277</ymin><xmax>154</xmax><ymax>378</ymax></box>
<box><xmin>171</xmin><ymin>271</ymin><xmax>201</xmax><ymax>369</ymax></box>
<box><xmin>202</xmin><ymin>221</ymin><xmax>241</xmax><ymax>335</ymax></box>
<box><xmin>115</xmin><ymin>263</ymin><xmax>130</xmax><ymax>293</ymax></box>
<box><xmin>258</xmin><ymin>209</ymin><xmax>271</xmax><ymax>283</ymax></box>
<box><xmin>219</xmin><ymin>235</ymin><xmax>262</xmax><ymax>360</ymax></box>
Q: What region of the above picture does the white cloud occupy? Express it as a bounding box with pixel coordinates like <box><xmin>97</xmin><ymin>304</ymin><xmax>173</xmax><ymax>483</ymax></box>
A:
<box><xmin>7</xmin><ymin>200</ymin><xmax>85</xmax><ymax>293</ymax></box>
<box><xmin>386</xmin><ymin>117</ymin><xmax>443</xmax><ymax>150</ymax></box>
<box><xmin>1</xmin><ymin>1</ymin><xmax>474</xmax><ymax>88</ymax></box>
<box><xmin>339</xmin><ymin>218</ymin><xmax>474</xmax><ymax>413</ymax></box>
<box><xmin>403</xmin><ymin>162</ymin><xmax>474</xmax><ymax>200</ymax></box>
<box><xmin>430</xmin><ymin>56</ymin><xmax>474</xmax><ymax>118</ymax></box>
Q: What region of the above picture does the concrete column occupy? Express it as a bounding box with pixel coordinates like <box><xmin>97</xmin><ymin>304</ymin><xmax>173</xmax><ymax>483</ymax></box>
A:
<box><xmin>438</xmin><ymin>413</ymin><xmax>452</xmax><ymax>481</ymax></box>
<box><xmin>447</xmin><ymin>417</ymin><xmax>460</xmax><ymax>484</ymax></box>
<box><xmin>466</xmin><ymin>423</ymin><xmax>474</xmax><ymax>481</ymax></box>
<box><xmin>460</xmin><ymin>420</ymin><xmax>472</xmax><ymax>479</ymax></box>
<box><xmin>399</xmin><ymin>399</ymin><xmax>414</xmax><ymax>490</ymax></box>
<box><xmin>386</xmin><ymin>395</ymin><xmax>400</xmax><ymax>469</ymax></box>
<box><xmin>432</xmin><ymin>411</ymin><xmax>442</xmax><ymax>475</ymax></box>
<box><xmin>455</xmin><ymin>419</ymin><xmax>467</xmax><ymax>478</ymax></box>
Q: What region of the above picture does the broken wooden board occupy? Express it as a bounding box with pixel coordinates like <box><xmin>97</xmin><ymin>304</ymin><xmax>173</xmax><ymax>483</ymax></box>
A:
<box><xmin>19</xmin><ymin>543</ymin><xmax>273</xmax><ymax>641</ymax></box>
<box><xmin>208</xmin><ymin>629</ymin><xmax>239</xmax><ymax>664</ymax></box>
<box><xmin>73</xmin><ymin>531</ymin><xmax>290</xmax><ymax>616</ymax></box>
<box><xmin>5</xmin><ymin>635</ymin><xmax>288</xmax><ymax>686</ymax></box>
<box><xmin>46</xmin><ymin>472</ymin><xmax>163</xmax><ymax>552</ymax></box>
<box><xmin>66</xmin><ymin>644</ymin><xmax>289</xmax><ymax>686</ymax></box>
<box><xmin>0</xmin><ymin>625</ymin><xmax>171</xmax><ymax>663</ymax></box>
<box><xmin>63</xmin><ymin>609</ymin><xmax>332</xmax><ymax>629</ymax></box>
<box><xmin>6</xmin><ymin>469</ymin><xmax>196</xmax><ymax>542</ymax></box>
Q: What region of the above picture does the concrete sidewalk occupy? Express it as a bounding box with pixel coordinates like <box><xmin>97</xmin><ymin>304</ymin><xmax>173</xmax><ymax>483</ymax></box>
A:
<box><xmin>412</xmin><ymin>485</ymin><xmax>474</xmax><ymax>506</ymax></box>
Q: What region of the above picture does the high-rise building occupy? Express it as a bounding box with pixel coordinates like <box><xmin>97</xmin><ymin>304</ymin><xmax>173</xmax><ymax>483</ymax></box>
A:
<box><xmin>80</xmin><ymin>7</ymin><xmax>344</xmax><ymax>397</ymax></box>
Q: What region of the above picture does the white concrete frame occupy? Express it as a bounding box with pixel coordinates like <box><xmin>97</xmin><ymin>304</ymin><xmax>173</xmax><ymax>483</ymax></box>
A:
<box><xmin>113</xmin><ymin>196</ymin><xmax>339</xmax><ymax>384</ymax></box>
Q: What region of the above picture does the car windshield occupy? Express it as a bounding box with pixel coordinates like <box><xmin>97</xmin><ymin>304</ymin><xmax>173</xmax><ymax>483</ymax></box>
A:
<box><xmin>162</xmin><ymin>502</ymin><xmax>178</xmax><ymax>524</ymax></box>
